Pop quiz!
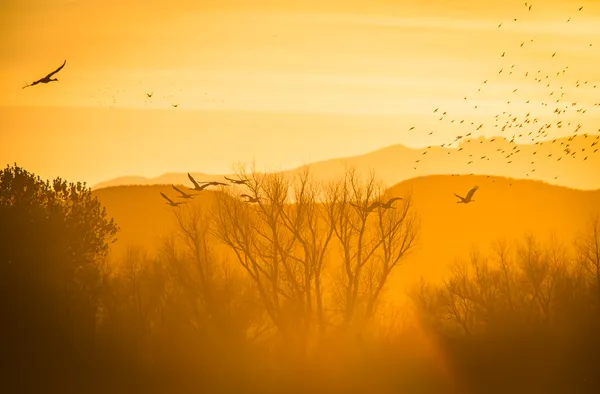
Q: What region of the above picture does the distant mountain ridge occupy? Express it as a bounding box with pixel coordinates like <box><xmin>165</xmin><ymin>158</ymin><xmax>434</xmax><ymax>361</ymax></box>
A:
<box><xmin>92</xmin><ymin>135</ymin><xmax>600</xmax><ymax>190</ymax></box>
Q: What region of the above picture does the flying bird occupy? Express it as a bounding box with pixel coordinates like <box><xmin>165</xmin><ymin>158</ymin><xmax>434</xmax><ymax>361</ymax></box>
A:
<box><xmin>454</xmin><ymin>186</ymin><xmax>479</xmax><ymax>204</ymax></box>
<box><xmin>172</xmin><ymin>185</ymin><xmax>195</xmax><ymax>199</ymax></box>
<box><xmin>22</xmin><ymin>60</ymin><xmax>66</xmax><ymax>89</ymax></box>
<box><xmin>350</xmin><ymin>201</ymin><xmax>380</xmax><ymax>213</ymax></box>
<box><xmin>187</xmin><ymin>173</ymin><xmax>214</xmax><ymax>191</ymax></box>
<box><xmin>240</xmin><ymin>194</ymin><xmax>260</xmax><ymax>203</ymax></box>
<box><xmin>366</xmin><ymin>202</ymin><xmax>383</xmax><ymax>212</ymax></box>
<box><xmin>224</xmin><ymin>176</ymin><xmax>249</xmax><ymax>185</ymax></box>
<box><xmin>160</xmin><ymin>192</ymin><xmax>186</xmax><ymax>207</ymax></box>
<box><xmin>203</xmin><ymin>181</ymin><xmax>229</xmax><ymax>187</ymax></box>
<box><xmin>146</xmin><ymin>92</ymin><xmax>153</xmax><ymax>98</ymax></box>
<box><xmin>379</xmin><ymin>197</ymin><xmax>403</xmax><ymax>209</ymax></box>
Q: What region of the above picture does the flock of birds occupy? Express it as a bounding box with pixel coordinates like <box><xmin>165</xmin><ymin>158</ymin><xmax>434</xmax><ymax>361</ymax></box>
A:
<box><xmin>144</xmin><ymin>91</ymin><xmax>179</xmax><ymax>108</ymax></box>
<box><xmin>159</xmin><ymin>173</ymin><xmax>261</xmax><ymax>207</ymax></box>
<box><xmin>21</xmin><ymin>3</ymin><xmax>598</xmax><ymax>207</ymax></box>
<box><xmin>21</xmin><ymin>61</ymin><xmax>181</xmax><ymax>108</ymax></box>
<box><xmin>21</xmin><ymin>57</ymin><xmax>485</xmax><ymax>206</ymax></box>
<box><xmin>406</xmin><ymin>3</ymin><xmax>599</xmax><ymax>181</ymax></box>
<box><xmin>159</xmin><ymin>173</ymin><xmax>479</xmax><ymax>210</ymax></box>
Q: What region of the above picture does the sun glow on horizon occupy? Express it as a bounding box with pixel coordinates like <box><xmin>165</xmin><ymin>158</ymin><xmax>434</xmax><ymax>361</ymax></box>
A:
<box><xmin>1</xmin><ymin>0</ymin><xmax>600</xmax><ymax>188</ymax></box>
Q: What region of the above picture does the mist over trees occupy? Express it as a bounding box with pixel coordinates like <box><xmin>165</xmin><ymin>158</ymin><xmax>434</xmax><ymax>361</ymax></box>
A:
<box><xmin>212</xmin><ymin>167</ymin><xmax>418</xmax><ymax>352</ymax></box>
<box><xmin>1</xmin><ymin>163</ymin><xmax>599</xmax><ymax>394</ymax></box>
<box><xmin>411</xmin><ymin>225</ymin><xmax>600</xmax><ymax>393</ymax></box>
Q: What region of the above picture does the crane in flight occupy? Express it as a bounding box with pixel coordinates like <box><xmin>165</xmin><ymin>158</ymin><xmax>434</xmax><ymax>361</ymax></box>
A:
<box><xmin>22</xmin><ymin>60</ymin><xmax>66</xmax><ymax>89</ymax></box>
<box><xmin>240</xmin><ymin>194</ymin><xmax>260</xmax><ymax>203</ymax></box>
<box><xmin>160</xmin><ymin>192</ymin><xmax>186</xmax><ymax>207</ymax></box>
<box><xmin>379</xmin><ymin>197</ymin><xmax>403</xmax><ymax>209</ymax></box>
<box><xmin>454</xmin><ymin>186</ymin><xmax>479</xmax><ymax>204</ymax></box>
<box><xmin>224</xmin><ymin>176</ymin><xmax>250</xmax><ymax>185</ymax></box>
<box><xmin>350</xmin><ymin>201</ymin><xmax>381</xmax><ymax>213</ymax></box>
<box><xmin>187</xmin><ymin>173</ymin><xmax>216</xmax><ymax>191</ymax></box>
<box><xmin>172</xmin><ymin>185</ymin><xmax>195</xmax><ymax>199</ymax></box>
<box><xmin>203</xmin><ymin>181</ymin><xmax>229</xmax><ymax>187</ymax></box>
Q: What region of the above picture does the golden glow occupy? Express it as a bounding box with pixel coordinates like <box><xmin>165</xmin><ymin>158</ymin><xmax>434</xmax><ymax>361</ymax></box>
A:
<box><xmin>1</xmin><ymin>0</ymin><xmax>600</xmax><ymax>187</ymax></box>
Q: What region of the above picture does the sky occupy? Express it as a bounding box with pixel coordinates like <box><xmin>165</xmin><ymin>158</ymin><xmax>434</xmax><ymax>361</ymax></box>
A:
<box><xmin>1</xmin><ymin>0</ymin><xmax>600</xmax><ymax>186</ymax></box>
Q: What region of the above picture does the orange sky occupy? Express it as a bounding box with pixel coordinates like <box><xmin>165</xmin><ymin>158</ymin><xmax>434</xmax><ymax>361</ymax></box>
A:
<box><xmin>1</xmin><ymin>0</ymin><xmax>600</xmax><ymax>186</ymax></box>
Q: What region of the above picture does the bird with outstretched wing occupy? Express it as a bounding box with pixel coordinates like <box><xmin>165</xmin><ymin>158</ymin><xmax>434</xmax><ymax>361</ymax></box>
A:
<box><xmin>23</xmin><ymin>60</ymin><xmax>67</xmax><ymax>89</ymax></box>
<box><xmin>379</xmin><ymin>197</ymin><xmax>403</xmax><ymax>209</ymax></box>
<box><xmin>172</xmin><ymin>185</ymin><xmax>195</xmax><ymax>199</ymax></box>
<box><xmin>454</xmin><ymin>186</ymin><xmax>479</xmax><ymax>204</ymax></box>
<box><xmin>160</xmin><ymin>192</ymin><xmax>186</xmax><ymax>206</ymax></box>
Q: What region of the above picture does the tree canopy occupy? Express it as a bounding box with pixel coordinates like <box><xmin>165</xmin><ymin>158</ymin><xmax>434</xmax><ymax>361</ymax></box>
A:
<box><xmin>0</xmin><ymin>164</ymin><xmax>119</xmax><ymax>392</ymax></box>
<box><xmin>1</xmin><ymin>164</ymin><xmax>118</xmax><ymax>281</ymax></box>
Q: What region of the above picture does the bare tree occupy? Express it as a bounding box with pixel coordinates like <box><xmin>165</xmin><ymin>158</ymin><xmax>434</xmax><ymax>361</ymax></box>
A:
<box><xmin>120</xmin><ymin>247</ymin><xmax>151</xmax><ymax>329</ymax></box>
<box><xmin>172</xmin><ymin>203</ymin><xmax>217</xmax><ymax>316</ymax></box>
<box><xmin>412</xmin><ymin>233</ymin><xmax>598</xmax><ymax>339</ymax></box>
<box><xmin>441</xmin><ymin>259</ymin><xmax>478</xmax><ymax>336</ymax></box>
<box><xmin>324</xmin><ymin>168</ymin><xmax>418</xmax><ymax>329</ymax></box>
<box><xmin>410</xmin><ymin>230</ymin><xmax>600</xmax><ymax>394</ymax></box>
<box><xmin>212</xmin><ymin>164</ymin><xmax>335</xmax><ymax>351</ymax></box>
<box><xmin>277</xmin><ymin>168</ymin><xmax>335</xmax><ymax>335</ymax></box>
<box><xmin>517</xmin><ymin>235</ymin><xmax>553</xmax><ymax>322</ymax></box>
<box><xmin>491</xmin><ymin>238</ymin><xmax>516</xmax><ymax>314</ymax></box>
<box><xmin>212</xmin><ymin>165</ymin><xmax>418</xmax><ymax>353</ymax></box>
<box><xmin>96</xmin><ymin>246</ymin><xmax>169</xmax><ymax>369</ymax></box>
<box><xmin>168</xmin><ymin>202</ymin><xmax>261</xmax><ymax>341</ymax></box>
<box><xmin>575</xmin><ymin>214</ymin><xmax>600</xmax><ymax>313</ymax></box>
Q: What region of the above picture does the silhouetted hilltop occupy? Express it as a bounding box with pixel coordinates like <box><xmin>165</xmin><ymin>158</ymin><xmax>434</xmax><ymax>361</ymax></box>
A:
<box><xmin>93</xmin><ymin>184</ymin><xmax>219</xmax><ymax>254</ymax></box>
<box><xmin>92</xmin><ymin>134</ymin><xmax>600</xmax><ymax>191</ymax></box>
<box><xmin>389</xmin><ymin>174</ymin><xmax>600</xmax><ymax>281</ymax></box>
<box><xmin>94</xmin><ymin>175</ymin><xmax>600</xmax><ymax>291</ymax></box>
<box><xmin>92</xmin><ymin>173</ymin><xmax>224</xmax><ymax>191</ymax></box>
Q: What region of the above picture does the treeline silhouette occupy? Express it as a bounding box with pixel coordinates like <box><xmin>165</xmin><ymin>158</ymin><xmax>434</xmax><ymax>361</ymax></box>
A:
<box><xmin>1</xmin><ymin>163</ymin><xmax>599</xmax><ymax>394</ymax></box>
<box><xmin>412</xmin><ymin>231</ymin><xmax>600</xmax><ymax>393</ymax></box>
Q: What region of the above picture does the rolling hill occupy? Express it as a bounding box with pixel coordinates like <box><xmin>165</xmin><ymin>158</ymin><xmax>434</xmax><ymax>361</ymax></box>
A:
<box><xmin>94</xmin><ymin>174</ymin><xmax>600</xmax><ymax>296</ymax></box>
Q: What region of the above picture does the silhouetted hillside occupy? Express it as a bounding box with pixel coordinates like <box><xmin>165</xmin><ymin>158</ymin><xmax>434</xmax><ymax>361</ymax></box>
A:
<box><xmin>93</xmin><ymin>173</ymin><xmax>220</xmax><ymax>191</ymax></box>
<box><xmin>93</xmin><ymin>184</ymin><xmax>219</xmax><ymax>257</ymax></box>
<box><xmin>92</xmin><ymin>135</ymin><xmax>600</xmax><ymax>191</ymax></box>
<box><xmin>94</xmin><ymin>175</ymin><xmax>600</xmax><ymax>293</ymax></box>
<box><xmin>388</xmin><ymin>174</ymin><xmax>600</xmax><ymax>284</ymax></box>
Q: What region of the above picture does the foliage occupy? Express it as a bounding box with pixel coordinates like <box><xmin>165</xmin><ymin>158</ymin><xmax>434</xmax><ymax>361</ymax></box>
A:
<box><xmin>4</xmin><ymin>163</ymin><xmax>600</xmax><ymax>394</ymax></box>
<box><xmin>0</xmin><ymin>164</ymin><xmax>119</xmax><ymax>393</ymax></box>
